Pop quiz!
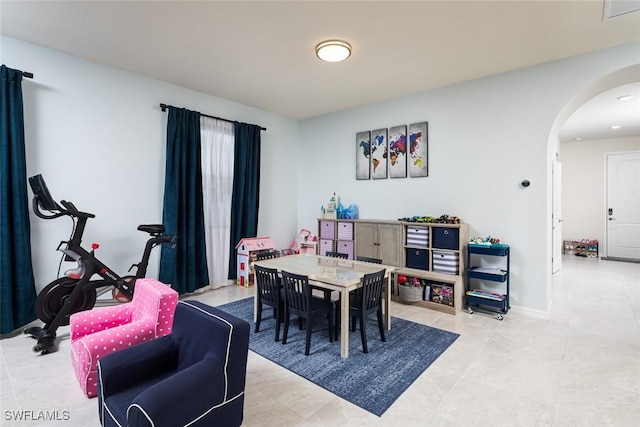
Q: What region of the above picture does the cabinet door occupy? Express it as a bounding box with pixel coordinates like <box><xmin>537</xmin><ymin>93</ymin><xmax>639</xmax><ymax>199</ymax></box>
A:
<box><xmin>378</xmin><ymin>224</ymin><xmax>402</xmax><ymax>266</ymax></box>
<box><xmin>355</xmin><ymin>222</ymin><xmax>377</xmax><ymax>259</ymax></box>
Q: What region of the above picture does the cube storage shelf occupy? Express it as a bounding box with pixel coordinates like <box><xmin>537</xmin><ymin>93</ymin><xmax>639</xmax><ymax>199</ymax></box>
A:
<box><xmin>317</xmin><ymin>219</ymin><xmax>468</xmax><ymax>315</ymax></box>
<box><xmin>318</xmin><ymin>219</ymin><xmax>356</xmax><ymax>259</ymax></box>
<box><xmin>395</xmin><ymin>222</ymin><xmax>468</xmax><ymax>315</ymax></box>
<box><xmin>466</xmin><ymin>243</ymin><xmax>510</xmax><ymax>320</ymax></box>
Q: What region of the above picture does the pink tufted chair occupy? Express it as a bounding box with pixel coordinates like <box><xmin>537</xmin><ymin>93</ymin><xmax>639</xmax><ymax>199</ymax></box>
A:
<box><xmin>70</xmin><ymin>278</ymin><xmax>179</xmax><ymax>398</ymax></box>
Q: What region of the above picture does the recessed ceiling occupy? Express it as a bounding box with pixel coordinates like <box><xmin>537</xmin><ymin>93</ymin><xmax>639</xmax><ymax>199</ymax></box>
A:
<box><xmin>1</xmin><ymin>0</ymin><xmax>640</xmax><ymax>132</ymax></box>
<box><xmin>559</xmin><ymin>82</ymin><xmax>640</xmax><ymax>142</ymax></box>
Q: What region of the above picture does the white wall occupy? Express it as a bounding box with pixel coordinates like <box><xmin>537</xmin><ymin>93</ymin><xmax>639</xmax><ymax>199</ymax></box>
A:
<box><xmin>298</xmin><ymin>42</ymin><xmax>640</xmax><ymax>312</ymax></box>
<box><xmin>561</xmin><ymin>136</ymin><xmax>640</xmax><ymax>244</ymax></box>
<box><xmin>2</xmin><ymin>36</ymin><xmax>300</xmax><ymax>291</ymax></box>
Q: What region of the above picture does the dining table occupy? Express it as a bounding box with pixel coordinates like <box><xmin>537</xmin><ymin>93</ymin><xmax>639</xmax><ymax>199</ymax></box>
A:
<box><xmin>252</xmin><ymin>253</ymin><xmax>396</xmax><ymax>358</ymax></box>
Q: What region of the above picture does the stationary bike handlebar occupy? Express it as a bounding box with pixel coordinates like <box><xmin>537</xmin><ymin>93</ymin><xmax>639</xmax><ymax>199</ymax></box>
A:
<box><xmin>29</xmin><ymin>173</ymin><xmax>95</xmax><ymax>221</ymax></box>
<box><xmin>31</xmin><ymin>197</ymin><xmax>67</xmax><ymax>220</ymax></box>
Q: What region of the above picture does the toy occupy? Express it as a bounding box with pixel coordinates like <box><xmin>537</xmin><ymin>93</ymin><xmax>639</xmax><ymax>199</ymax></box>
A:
<box><xmin>431</xmin><ymin>284</ymin><xmax>454</xmax><ymax>306</ymax></box>
<box><xmin>321</xmin><ymin>192</ymin><xmax>338</xmax><ymax>219</ymax></box>
<box><xmin>290</xmin><ymin>229</ymin><xmax>313</xmax><ymax>253</ymax></box>
<box><xmin>236</xmin><ymin>237</ymin><xmax>276</xmax><ymax>287</ymax></box>
<box><xmin>399</xmin><ymin>214</ymin><xmax>461</xmax><ymax>224</ymax></box>
<box><xmin>470</xmin><ymin>236</ymin><xmax>502</xmax><ymax>245</ymax></box>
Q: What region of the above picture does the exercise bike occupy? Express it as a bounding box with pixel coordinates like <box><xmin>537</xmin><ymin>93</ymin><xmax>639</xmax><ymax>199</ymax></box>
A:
<box><xmin>24</xmin><ymin>174</ymin><xmax>176</xmax><ymax>355</ymax></box>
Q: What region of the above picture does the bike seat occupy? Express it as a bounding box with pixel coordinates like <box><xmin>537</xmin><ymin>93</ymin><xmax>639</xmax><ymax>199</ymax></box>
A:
<box><xmin>137</xmin><ymin>224</ymin><xmax>165</xmax><ymax>235</ymax></box>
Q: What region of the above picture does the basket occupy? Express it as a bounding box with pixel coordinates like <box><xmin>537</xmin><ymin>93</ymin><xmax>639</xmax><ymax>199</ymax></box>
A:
<box><xmin>398</xmin><ymin>285</ymin><xmax>423</xmax><ymax>303</ymax></box>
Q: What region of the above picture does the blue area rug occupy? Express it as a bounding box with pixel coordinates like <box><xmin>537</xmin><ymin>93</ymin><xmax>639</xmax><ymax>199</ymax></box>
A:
<box><xmin>216</xmin><ymin>297</ymin><xmax>459</xmax><ymax>416</ymax></box>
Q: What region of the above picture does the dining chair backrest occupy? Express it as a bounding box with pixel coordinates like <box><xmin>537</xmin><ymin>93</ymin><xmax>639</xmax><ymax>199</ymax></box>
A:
<box><xmin>281</xmin><ymin>271</ymin><xmax>311</xmax><ymax>315</ymax></box>
<box><xmin>255</xmin><ymin>251</ymin><xmax>280</xmax><ymax>261</ymax></box>
<box><xmin>254</xmin><ymin>265</ymin><xmax>280</xmax><ymax>306</ymax></box>
<box><xmin>360</xmin><ymin>269</ymin><xmax>386</xmax><ymax>312</ymax></box>
<box><xmin>326</xmin><ymin>251</ymin><xmax>348</xmax><ymax>259</ymax></box>
<box><xmin>356</xmin><ymin>256</ymin><xmax>382</xmax><ymax>264</ymax></box>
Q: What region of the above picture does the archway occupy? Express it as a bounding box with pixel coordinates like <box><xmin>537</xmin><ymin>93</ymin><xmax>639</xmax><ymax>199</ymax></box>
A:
<box><xmin>545</xmin><ymin>64</ymin><xmax>640</xmax><ymax>305</ymax></box>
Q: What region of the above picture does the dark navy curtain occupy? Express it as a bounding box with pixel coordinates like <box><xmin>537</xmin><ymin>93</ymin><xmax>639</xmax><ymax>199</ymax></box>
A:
<box><xmin>228</xmin><ymin>123</ymin><xmax>261</xmax><ymax>279</ymax></box>
<box><xmin>159</xmin><ymin>107</ymin><xmax>210</xmax><ymax>294</ymax></box>
<box><xmin>1</xmin><ymin>65</ymin><xmax>37</xmax><ymax>334</ymax></box>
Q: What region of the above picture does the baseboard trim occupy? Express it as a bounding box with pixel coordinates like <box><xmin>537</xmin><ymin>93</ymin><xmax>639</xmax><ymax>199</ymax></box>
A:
<box><xmin>600</xmin><ymin>256</ymin><xmax>640</xmax><ymax>264</ymax></box>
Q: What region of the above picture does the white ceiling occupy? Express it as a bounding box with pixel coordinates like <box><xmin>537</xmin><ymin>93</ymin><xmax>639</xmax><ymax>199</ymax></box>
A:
<box><xmin>1</xmin><ymin>0</ymin><xmax>640</xmax><ymax>141</ymax></box>
<box><xmin>558</xmin><ymin>81</ymin><xmax>640</xmax><ymax>142</ymax></box>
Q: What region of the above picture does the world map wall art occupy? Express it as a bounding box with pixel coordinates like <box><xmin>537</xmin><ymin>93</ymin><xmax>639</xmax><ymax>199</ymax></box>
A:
<box><xmin>356</xmin><ymin>121</ymin><xmax>428</xmax><ymax>180</ymax></box>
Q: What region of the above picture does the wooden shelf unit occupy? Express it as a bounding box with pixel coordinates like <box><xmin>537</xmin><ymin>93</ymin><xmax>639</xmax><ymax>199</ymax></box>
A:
<box><xmin>395</xmin><ymin>222</ymin><xmax>469</xmax><ymax>315</ymax></box>
<box><xmin>317</xmin><ymin>218</ymin><xmax>469</xmax><ymax>315</ymax></box>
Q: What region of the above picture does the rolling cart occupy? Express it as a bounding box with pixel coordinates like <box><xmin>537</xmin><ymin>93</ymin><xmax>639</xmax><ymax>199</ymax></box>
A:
<box><xmin>466</xmin><ymin>243</ymin><xmax>510</xmax><ymax>320</ymax></box>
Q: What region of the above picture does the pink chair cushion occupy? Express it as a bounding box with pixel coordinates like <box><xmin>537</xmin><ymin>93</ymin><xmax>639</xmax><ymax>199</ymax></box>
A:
<box><xmin>70</xmin><ymin>278</ymin><xmax>178</xmax><ymax>397</ymax></box>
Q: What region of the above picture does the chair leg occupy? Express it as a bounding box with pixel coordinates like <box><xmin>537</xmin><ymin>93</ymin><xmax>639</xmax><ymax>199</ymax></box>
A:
<box><xmin>377</xmin><ymin>308</ymin><xmax>386</xmax><ymax>342</ymax></box>
<box><xmin>327</xmin><ymin>312</ymin><xmax>334</xmax><ymax>342</ymax></box>
<box><xmin>360</xmin><ymin>314</ymin><xmax>368</xmax><ymax>353</ymax></box>
<box><xmin>255</xmin><ymin>301</ymin><xmax>262</xmax><ymax>333</ymax></box>
<box><xmin>305</xmin><ymin>316</ymin><xmax>312</xmax><ymax>356</ymax></box>
<box><xmin>282</xmin><ymin>311</ymin><xmax>290</xmax><ymax>345</ymax></box>
<box><xmin>274</xmin><ymin>307</ymin><xmax>281</xmax><ymax>342</ymax></box>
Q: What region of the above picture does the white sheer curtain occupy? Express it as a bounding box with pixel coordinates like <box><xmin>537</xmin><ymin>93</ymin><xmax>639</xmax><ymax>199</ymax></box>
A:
<box><xmin>200</xmin><ymin>117</ymin><xmax>235</xmax><ymax>288</ymax></box>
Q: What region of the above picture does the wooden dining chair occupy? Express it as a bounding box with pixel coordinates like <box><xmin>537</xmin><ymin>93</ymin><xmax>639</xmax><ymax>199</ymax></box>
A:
<box><xmin>254</xmin><ymin>265</ymin><xmax>284</xmax><ymax>341</ymax></box>
<box><xmin>356</xmin><ymin>256</ymin><xmax>382</xmax><ymax>264</ymax></box>
<box><xmin>281</xmin><ymin>270</ymin><xmax>334</xmax><ymax>356</ymax></box>
<box><xmin>343</xmin><ymin>269</ymin><xmax>387</xmax><ymax>353</ymax></box>
<box><xmin>318</xmin><ymin>251</ymin><xmax>349</xmax><ymax>300</ymax></box>
<box><xmin>255</xmin><ymin>250</ymin><xmax>280</xmax><ymax>261</ymax></box>
<box><xmin>354</xmin><ymin>256</ymin><xmax>384</xmax><ymax>297</ymax></box>
<box><xmin>326</xmin><ymin>251</ymin><xmax>348</xmax><ymax>259</ymax></box>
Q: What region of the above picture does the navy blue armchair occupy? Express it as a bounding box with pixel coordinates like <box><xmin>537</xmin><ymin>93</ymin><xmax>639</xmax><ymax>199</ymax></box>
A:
<box><xmin>97</xmin><ymin>300</ymin><xmax>250</xmax><ymax>427</ymax></box>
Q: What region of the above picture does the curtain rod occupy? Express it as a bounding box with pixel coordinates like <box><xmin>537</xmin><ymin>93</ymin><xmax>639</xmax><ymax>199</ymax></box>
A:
<box><xmin>22</xmin><ymin>71</ymin><xmax>34</xmax><ymax>79</ymax></box>
<box><xmin>159</xmin><ymin>103</ymin><xmax>266</xmax><ymax>131</ymax></box>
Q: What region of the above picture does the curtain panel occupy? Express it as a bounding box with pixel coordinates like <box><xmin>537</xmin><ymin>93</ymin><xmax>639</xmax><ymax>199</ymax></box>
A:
<box><xmin>200</xmin><ymin>117</ymin><xmax>234</xmax><ymax>288</ymax></box>
<box><xmin>0</xmin><ymin>65</ymin><xmax>37</xmax><ymax>334</ymax></box>
<box><xmin>228</xmin><ymin>123</ymin><xmax>262</xmax><ymax>279</ymax></box>
<box><xmin>159</xmin><ymin>107</ymin><xmax>210</xmax><ymax>294</ymax></box>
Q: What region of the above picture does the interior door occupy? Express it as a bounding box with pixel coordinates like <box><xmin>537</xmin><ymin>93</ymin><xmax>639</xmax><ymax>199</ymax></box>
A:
<box><xmin>606</xmin><ymin>151</ymin><xmax>640</xmax><ymax>259</ymax></box>
<box><xmin>552</xmin><ymin>160</ymin><xmax>562</xmax><ymax>273</ymax></box>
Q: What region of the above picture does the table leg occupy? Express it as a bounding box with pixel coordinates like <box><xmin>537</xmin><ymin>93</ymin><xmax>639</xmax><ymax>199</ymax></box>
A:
<box><xmin>340</xmin><ymin>290</ymin><xmax>349</xmax><ymax>358</ymax></box>
<box><xmin>254</xmin><ymin>292</ymin><xmax>258</xmax><ymax>323</ymax></box>
<box><xmin>385</xmin><ymin>275</ymin><xmax>391</xmax><ymax>331</ymax></box>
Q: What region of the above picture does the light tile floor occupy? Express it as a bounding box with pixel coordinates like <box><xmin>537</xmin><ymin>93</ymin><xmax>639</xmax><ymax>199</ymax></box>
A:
<box><xmin>1</xmin><ymin>255</ymin><xmax>639</xmax><ymax>426</ymax></box>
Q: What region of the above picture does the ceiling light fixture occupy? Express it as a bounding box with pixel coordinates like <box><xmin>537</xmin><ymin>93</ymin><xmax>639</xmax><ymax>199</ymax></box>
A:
<box><xmin>610</xmin><ymin>124</ymin><xmax>622</xmax><ymax>129</ymax></box>
<box><xmin>316</xmin><ymin>40</ymin><xmax>352</xmax><ymax>63</ymax></box>
<box><xmin>616</xmin><ymin>94</ymin><xmax>634</xmax><ymax>101</ymax></box>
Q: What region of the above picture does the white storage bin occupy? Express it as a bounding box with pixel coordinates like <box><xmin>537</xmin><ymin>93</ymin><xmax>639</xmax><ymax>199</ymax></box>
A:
<box><xmin>432</xmin><ymin>250</ymin><xmax>460</xmax><ymax>275</ymax></box>
<box><xmin>406</xmin><ymin>226</ymin><xmax>429</xmax><ymax>248</ymax></box>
